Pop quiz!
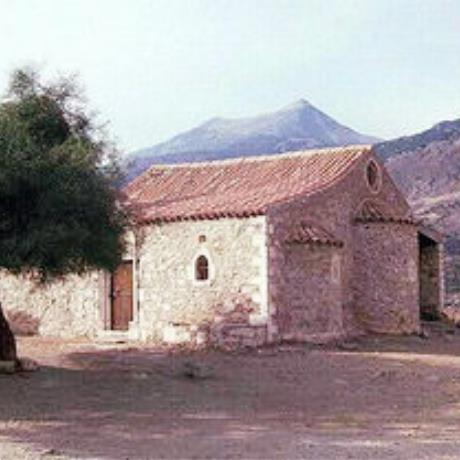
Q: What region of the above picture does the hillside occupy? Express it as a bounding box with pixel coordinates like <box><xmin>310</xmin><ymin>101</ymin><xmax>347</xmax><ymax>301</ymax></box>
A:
<box><xmin>127</xmin><ymin>99</ymin><xmax>379</xmax><ymax>180</ymax></box>
<box><xmin>375</xmin><ymin>120</ymin><xmax>460</xmax><ymax>161</ymax></box>
<box><xmin>374</xmin><ymin>120</ymin><xmax>460</xmax><ymax>301</ymax></box>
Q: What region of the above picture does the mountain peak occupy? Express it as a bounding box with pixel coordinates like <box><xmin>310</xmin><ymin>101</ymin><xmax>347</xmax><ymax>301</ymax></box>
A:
<box><xmin>127</xmin><ymin>99</ymin><xmax>380</xmax><ymax>180</ymax></box>
<box><xmin>282</xmin><ymin>99</ymin><xmax>313</xmax><ymax>111</ymax></box>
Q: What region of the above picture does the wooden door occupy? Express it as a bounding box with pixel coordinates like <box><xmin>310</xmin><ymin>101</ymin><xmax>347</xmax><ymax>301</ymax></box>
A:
<box><xmin>111</xmin><ymin>261</ymin><xmax>133</xmax><ymax>331</ymax></box>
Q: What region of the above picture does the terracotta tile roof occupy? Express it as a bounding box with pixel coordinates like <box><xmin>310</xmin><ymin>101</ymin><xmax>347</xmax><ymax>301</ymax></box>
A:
<box><xmin>285</xmin><ymin>221</ymin><xmax>343</xmax><ymax>247</ymax></box>
<box><xmin>355</xmin><ymin>200</ymin><xmax>416</xmax><ymax>225</ymax></box>
<box><xmin>124</xmin><ymin>145</ymin><xmax>371</xmax><ymax>223</ymax></box>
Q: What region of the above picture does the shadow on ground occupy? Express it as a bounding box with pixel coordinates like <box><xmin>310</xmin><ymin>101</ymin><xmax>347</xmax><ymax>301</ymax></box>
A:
<box><xmin>2</xmin><ymin>322</ymin><xmax>460</xmax><ymax>459</ymax></box>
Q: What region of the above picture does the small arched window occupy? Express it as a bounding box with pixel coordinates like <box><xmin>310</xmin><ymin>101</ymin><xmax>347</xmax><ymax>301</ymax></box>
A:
<box><xmin>195</xmin><ymin>255</ymin><xmax>209</xmax><ymax>281</ymax></box>
<box><xmin>366</xmin><ymin>160</ymin><xmax>380</xmax><ymax>192</ymax></box>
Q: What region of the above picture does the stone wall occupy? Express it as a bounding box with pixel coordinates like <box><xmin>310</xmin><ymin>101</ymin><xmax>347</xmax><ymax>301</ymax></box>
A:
<box><xmin>266</xmin><ymin>152</ymin><xmax>420</xmax><ymax>340</ymax></box>
<box><xmin>276</xmin><ymin>244</ymin><xmax>343</xmax><ymax>341</ymax></box>
<box><xmin>353</xmin><ymin>222</ymin><xmax>420</xmax><ymax>334</ymax></box>
<box><xmin>0</xmin><ymin>271</ymin><xmax>102</xmax><ymax>338</ymax></box>
<box><xmin>266</xmin><ymin>176</ymin><xmax>351</xmax><ymax>342</ymax></box>
<box><xmin>267</xmin><ymin>190</ymin><xmax>348</xmax><ymax>342</ymax></box>
<box><xmin>135</xmin><ymin>216</ymin><xmax>268</xmax><ymax>348</ymax></box>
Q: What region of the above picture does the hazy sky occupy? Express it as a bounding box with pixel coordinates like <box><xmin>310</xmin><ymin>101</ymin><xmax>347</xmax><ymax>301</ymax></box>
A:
<box><xmin>1</xmin><ymin>0</ymin><xmax>459</xmax><ymax>153</ymax></box>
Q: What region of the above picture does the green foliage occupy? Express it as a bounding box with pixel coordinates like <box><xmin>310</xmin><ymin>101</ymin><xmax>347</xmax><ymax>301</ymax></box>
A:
<box><xmin>0</xmin><ymin>67</ymin><xmax>129</xmax><ymax>280</ymax></box>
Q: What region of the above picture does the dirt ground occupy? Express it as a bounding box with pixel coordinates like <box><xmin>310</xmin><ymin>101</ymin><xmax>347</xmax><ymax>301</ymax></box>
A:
<box><xmin>2</xmin><ymin>322</ymin><xmax>460</xmax><ymax>459</ymax></box>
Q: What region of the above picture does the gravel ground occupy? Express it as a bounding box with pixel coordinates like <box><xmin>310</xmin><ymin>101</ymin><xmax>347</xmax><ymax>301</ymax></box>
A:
<box><xmin>2</xmin><ymin>322</ymin><xmax>460</xmax><ymax>459</ymax></box>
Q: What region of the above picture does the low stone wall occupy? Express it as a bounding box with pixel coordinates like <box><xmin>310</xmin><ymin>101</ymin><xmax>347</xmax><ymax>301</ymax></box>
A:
<box><xmin>0</xmin><ymin>271</ymin><xmax>102</xmax><ymax>338</ymax></box>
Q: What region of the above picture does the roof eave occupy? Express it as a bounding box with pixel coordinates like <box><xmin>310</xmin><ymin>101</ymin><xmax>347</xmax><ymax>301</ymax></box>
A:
<box><xmin>418</xmin><ymin>224</ymin><xmax>444</xmax><ymax>243</ymax></box>
<box><xmin>135</xmin><ymin>208</ymin><xmax>267</xmax><ymax>225</ymax></box>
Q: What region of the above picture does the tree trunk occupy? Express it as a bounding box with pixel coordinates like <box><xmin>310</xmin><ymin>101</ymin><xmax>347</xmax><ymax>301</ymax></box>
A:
<box><xmin>0</xmin><ymin>302</ymin><xmax>17</xmax><ymax>362</ymax></box>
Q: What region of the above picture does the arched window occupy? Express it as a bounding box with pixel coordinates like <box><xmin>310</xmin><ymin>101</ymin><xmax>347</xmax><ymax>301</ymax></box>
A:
<box><xmin>366</xmin><ymin>160</ymin><xmax>380</xmax><ymax>191</ymax></box>
<box><xmin>195</xmin><ymin>255</ymin><xmax>209</xmax><ymax>281</ymax></box>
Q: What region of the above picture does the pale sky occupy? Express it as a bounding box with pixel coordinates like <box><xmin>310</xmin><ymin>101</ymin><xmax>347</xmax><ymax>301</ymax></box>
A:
<box><xmin>1</xmin><ymin>0</ymin><xmax>459</xmax><ymax>153</ymax></box>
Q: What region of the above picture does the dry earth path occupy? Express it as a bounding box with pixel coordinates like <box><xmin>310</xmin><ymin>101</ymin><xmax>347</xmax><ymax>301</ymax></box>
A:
<box><xmin>2</xmin><ymin>322</ymin><xmax>460</xmax><ymax>459</ymax></box>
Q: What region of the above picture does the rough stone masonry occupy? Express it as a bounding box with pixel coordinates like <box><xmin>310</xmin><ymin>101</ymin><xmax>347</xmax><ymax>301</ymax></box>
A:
<box><xmin>0</xmin><ymin>145</ymin><xmax>444</xmax><ymax>348</ymax></box>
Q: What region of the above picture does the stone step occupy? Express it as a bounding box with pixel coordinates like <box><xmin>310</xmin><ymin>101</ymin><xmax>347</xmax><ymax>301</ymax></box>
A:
<box><xmin>95</xmin><ymin>330</ymin><xmax>129</xmax><ymax>344</ymax></box>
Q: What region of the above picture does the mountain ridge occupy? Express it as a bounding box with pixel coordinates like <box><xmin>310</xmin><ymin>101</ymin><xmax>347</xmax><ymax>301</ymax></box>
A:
<box><xmin>127</xmin><ymin>99</ymin><xmax>380</xmax><ymax>179</ymax></box>
<box><xmin>375</xmin><ymin>119</ymin><xmax>460</xmax><ymax>161</ymax></box>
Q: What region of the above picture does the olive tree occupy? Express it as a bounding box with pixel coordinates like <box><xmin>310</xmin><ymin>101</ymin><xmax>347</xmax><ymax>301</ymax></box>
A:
<box><xmin>0</xmin><ymin>68</ymin><xmax>129</xmax><ymax>364</ymax></box>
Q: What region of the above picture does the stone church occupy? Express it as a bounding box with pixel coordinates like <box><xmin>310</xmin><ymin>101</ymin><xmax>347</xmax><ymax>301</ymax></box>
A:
<box><xmin>1</xmin><ymin>145</ymin><xmax>444</xmax><ymax>347</ymax></box>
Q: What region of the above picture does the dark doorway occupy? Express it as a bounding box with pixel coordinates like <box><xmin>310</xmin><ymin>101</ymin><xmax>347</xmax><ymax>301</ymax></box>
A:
<box><xmin>419</xmin><ymin>233</ymin><xmax>441</xmax><ymax>320</ymax></box>
<box><xmin>111</xmin><ymin>261</ymin><xmax>133</xmax><ymax>330</ymax></box>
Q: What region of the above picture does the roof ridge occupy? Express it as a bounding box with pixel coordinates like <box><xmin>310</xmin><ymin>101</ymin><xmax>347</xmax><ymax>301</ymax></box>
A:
<box><xmin>143</xmin><ymin>145</ymin><xmax>373</xmax><ymax>170</ymax></box>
